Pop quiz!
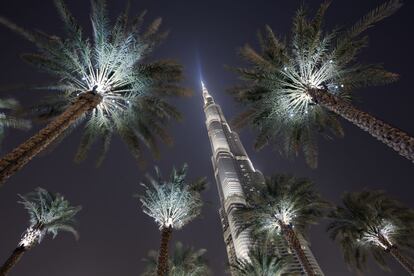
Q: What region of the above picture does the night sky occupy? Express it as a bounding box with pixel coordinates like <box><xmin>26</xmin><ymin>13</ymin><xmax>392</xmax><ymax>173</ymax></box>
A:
<box><xmin>0</xmin><ymin>0</ymin><xmax>413</xmax><ymax>275</ymax></box>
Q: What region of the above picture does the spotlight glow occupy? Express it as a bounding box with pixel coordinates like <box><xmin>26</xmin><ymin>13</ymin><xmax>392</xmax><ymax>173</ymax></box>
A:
<box><xmin>19</xmin><ymin>227</ymin><xmax>43</xmax><ymax>248</ymax></box>
<box><xmin>359</xmin><ymin>220</ymin><xmax>396</xmax><ymax>249</ymax></box>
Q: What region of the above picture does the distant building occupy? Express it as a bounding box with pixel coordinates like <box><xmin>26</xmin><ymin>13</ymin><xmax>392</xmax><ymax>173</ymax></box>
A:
<box><xmin>201</xmin><ymin>81</ymin><xmax>324</xmax><ymax>275</ymax></box>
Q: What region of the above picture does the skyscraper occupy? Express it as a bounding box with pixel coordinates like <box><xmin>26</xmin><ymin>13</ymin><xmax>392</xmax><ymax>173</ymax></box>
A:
<box><xmin>201</xmin><ymin>80</ymin><xmax>260</xmax><ymax>264</ymax></box>
<box><xmin>201</xmin><ymin>81</ymin><xmax>324</xmax><ymax>275</ymax></box>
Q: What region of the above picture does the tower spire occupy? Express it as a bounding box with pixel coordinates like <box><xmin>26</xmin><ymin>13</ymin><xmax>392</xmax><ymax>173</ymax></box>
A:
<box><xmin>201</xmin><ymin>80</ymin><xmax>214</xmax><ymax>106</ymax></box>
<box><xmin>201</xmin><ymin>80</ymin><xmax>207</xmax><ymax>92</ymax></box>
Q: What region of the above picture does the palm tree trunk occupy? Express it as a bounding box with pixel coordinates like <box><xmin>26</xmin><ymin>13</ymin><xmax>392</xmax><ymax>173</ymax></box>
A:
<box><xmin>0</xmin><ymin>92</ymin><xmax>101</xmax><ymax>184</ymax></box>
<box><xmin>279</xmin><ymin>222</ymin><xmax>315</xmax><ymax>276</ymax></box>
<box><xmin>389</xmin><ymin>246</ymin><xmax>414</xmax><ymax>275</ymax></box>
<box><xmin>157</xmin><ymin>226</ymin><xmax>172</xmax><ymax>276</ymax></box>
<box><xmin>0</xmin><ymin>246</ymin><xmax>27</xmax><ymax>276</ymax></box>
<box><xmin>308</xmin><ymin>88</ymin><xmax>414</xmax><ymax>163</ymax></box>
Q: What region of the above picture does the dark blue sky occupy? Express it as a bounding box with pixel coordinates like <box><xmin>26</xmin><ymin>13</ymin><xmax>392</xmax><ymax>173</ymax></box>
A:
<box><xmin>0</xmin><ymin>0</ymin><xmax>413</xmax><ymax>275</ymax></box>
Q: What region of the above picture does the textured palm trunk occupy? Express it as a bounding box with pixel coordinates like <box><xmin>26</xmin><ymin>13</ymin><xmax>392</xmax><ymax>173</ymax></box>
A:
<box><xmin>0</xmin><ymin>92</ymin><xmax>102</xmax><ymax>184</ymax></box>
<box><xmin>379</xmin><ymin>235</ymin><xmax>414</xmax><ymax>275</ymax></box>
<box><xmin>279</xmin><ymin>222</ymin><xmax>315</xmax><ymax>276</ymax></box>
<box><xmin>308</xmin><ymin>88</ymin><xmax>414</xmax><ymax>163</ymax></box>
<box><xmin>157</xmin><ymin>226</ymin><xmax>172</xmax><ymax>276</ymax></box>
<box><xmin>389</xmin><ymin>246</ymin><xmax>414</xmax><ymax>275</ymax></box>
<box><xmin>0</xmin><ymin>246</ymin><xmax>27</xmax><ymax>276</ymax></box>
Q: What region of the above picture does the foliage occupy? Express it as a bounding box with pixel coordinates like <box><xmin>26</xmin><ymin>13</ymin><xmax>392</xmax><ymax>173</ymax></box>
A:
<box><xmin>138</xmin><ymin>164</ymin><xmax>204</xmax><ymax>230</ymax></box>
<box><xmin>0</xmin><ymin>98</ymin><xmax>31</xmax><ymax>147</ymax></box>
<box><xmin>232</xmin><ymin>244</ymin><xmax>289</xmax><ymax>276</ymax></box>
<box><xmin>327</xmin><ymin>190</ymin><xmax>414</xmax><ymax>272</ymax></box>
<box><xmin>18</xmin><ymin>187</ymin><xmax>81</xmax><ymax>242</ymax></box>
<box><xmin>237</xmin><ymin>174</ymin><xmax>330</xmax><ymax>239</ymax></box>
<box><xmin>230</xmin><ymin>0</ymin><xmax>401</xmax><ymax>167</ymax></box>
<box><xmin>0</xmin><ymin>0</ymin><xmax>190</xmax><ymax>165</ymax></box>
<box><xmin>141</xmin><ymin>241</ymin><xmax>211</xmax><ymax>276</ymax></box>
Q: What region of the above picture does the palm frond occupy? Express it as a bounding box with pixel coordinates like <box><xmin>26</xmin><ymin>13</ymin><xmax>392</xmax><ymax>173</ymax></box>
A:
<box><xmin>232</xmin><ymin>244</ymin><xmax>290</xmax><ymax>276</ymax></box>
<box><xmin>230</xmin><ymin>1</ymin><xmax>401</xmax><ymax>168</ymax></box>
<box><xmin>0</xmin><ymin>98</ymin><xmax>31</xmax><ymax>147</ymax></box>
<box><xmin>236</xmin><ymin>174</ymin><xmax>330</xmax><ymax>239</ymax></box>
<box><xmin>0</xmin><ymin>0</ymin><xmax>187</xmax><ymax>165</ymax></box>
<box><xmin>327</xmin><ymin>190</ymin><xmax>414</xmax><ymax>273</ymax></box>
<box><xmin>141</xmin><ymin>241</ymin><xmax>211</xmax><ymax>276</ymax></box>
<box><xmin>18</xmin><ymin>187</ymin><xmax>81</xmax><ymax>242</ymax></box>
<box><xmin>138</xmin><ymin>164</ymin><xmax>204</xmax><ymax>230</ymax></box>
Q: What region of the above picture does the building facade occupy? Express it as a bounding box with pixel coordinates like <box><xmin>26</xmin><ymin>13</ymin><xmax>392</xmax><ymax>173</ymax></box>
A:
<box><xmin>201</xmin><ymin>81</ymin><xmax>324</xmax><ymax>275</ymax></box>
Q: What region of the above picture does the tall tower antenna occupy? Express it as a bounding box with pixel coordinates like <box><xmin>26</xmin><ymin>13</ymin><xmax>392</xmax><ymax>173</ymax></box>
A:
<box><xmin>201</xmin><ymin>80</ymin><xmax>213</xmax><ymax>106</ymax></box>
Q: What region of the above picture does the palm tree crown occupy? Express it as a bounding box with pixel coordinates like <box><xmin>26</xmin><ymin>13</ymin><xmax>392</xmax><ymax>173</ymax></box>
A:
<box><xmin>18</xmin><ymin>187</ymin><xmax>81</xmax><ymax>248</ymax></box>
<box><xmin>0</xmin><ymin>98</ymin><xmax>31</xmax><ymax>146</ymax></box>
<box><xmin>231</xmin><ymin>0</ymin><xmax>401</xmax><ymax>167</ymax></box>
<box><xmin>239</xmin><ymin>174</ymin><xmax>329</xmax><ymax>237</ymax></box>
<box><xmin>327</xmin><ymin>190</ymin><xmax>414</xmax><ymax>272</ymax></box>
<box><xmin>142</xmin><ymin>241</ymin><xmax>211</xmax><ymax>276</ymax></box>
<box><xmin>139</xmin><ymin>164</ymin><xmax>204</xmax><ymax>230</ymax></box>
<box><xmin>236</xmin><ymin>174</ymin><xmax>329</xmax><ymax>276</ymax></box>
<box><xmin>0</xmin><ymin>0</ymin><xmax>189</xmax><ymax>165</ymax></box>
<box><xmin>232</xmin><ymin>245</ymin><xmax>289</xmax><ymax>276</ymax></box>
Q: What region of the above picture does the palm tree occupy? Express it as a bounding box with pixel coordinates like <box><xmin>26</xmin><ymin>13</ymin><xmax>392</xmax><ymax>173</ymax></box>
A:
<box><xmin>232</xmin><ymin>244</ymin><xmax>289</xmax><ymax>276</ymax></box>
<box><xmin>0</xmin><ymin>98</ymin><xmax>31</xmax><ymax>147</ymax></box>
<box><xmin>237</xmin><ymin>174</ymin><xmax>330</xmax><ymax>276</ymax></box>
<box><xmin>138</xmin><ymin>164</ymin><xmax>205</xmax><ymax>276</ymax></box>
<box><xmin>230</xmin><ymin>0</ymin><xmax>412</xmax><ymax>168</ymax></box>
<box><xmin>142</xmin><ymin>241</ymin><xmax>211</xmax><ymax>276</ymax></box>
<box><xmin>0</xmin><ymin>0</ymin><xmax>189</xmax><ymax>184</ymax></box>
<box><xmin>327</xmin><ymin>190</ymin><xmax>414</xmax><ymax>275</ymax></box>
<box><xmin>0</xmin><ymin>188</ymin><xmax>81</xmax><ymax>275</ymax></box>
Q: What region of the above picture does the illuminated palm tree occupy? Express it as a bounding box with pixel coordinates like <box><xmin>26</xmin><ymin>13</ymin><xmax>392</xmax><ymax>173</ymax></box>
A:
<box><xmin>0</xmin><ymin>98</ymin><xmax>31</xmax><ymax>147</ymax></box>
<box><xmin>138</xmin><ymin>164</ymin><xmax>205</xmax><ymax>276</ymax></box>
<box><xmin>327</xmin><ymin>190</ymin><xmax>414</xmax><ymax>275</ymax></box>
<box><xmin>0</xmin><ymin>188</ymin><xmax>81</xmax><ymax>275</ymax></box>
<box><xmin>237</xmin><ymin>174</ymin><xmax>330</xmax><ymax>276</ymax></box>
<box><xmin>142</xmin><ymin>241</ymin><xmax>211</xmax><ymax>276</ymax></box>
<box><xmin>232</xmin><ymin>245</ymin><xmax>289</xmax><ymax>276</ymax></box>
<box><xmin>0</xmin><ymin>0</ymin><xmax>189</xmax><ymax>184</ymax></box>
<box><xmin>230</xmin><ymin>0</ymin><xmax>412</xmax><ymax>168</ymax></box>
